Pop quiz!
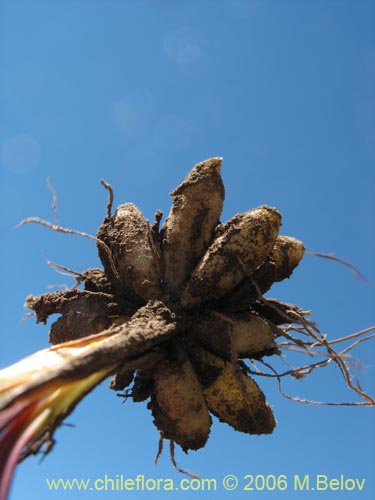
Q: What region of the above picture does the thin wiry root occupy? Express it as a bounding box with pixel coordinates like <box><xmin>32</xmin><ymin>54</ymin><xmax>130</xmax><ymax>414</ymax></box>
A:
<box><xmin>261</xmin><ymin>360</ymin><xmax>374</xmax><ymax>406</ymax></box>
<box><xmin>169</xmin><ymin>441</ymin><xmax>199</xmax><ymax>479</ymax></box>
<box><xmin>116</xmin><ymin>389</ymin><xmax>133</xmax><ymax>403</ymax></box>
<box><xmin>100</xmin><ymin>179</ymin><xmax>114</xmax><ymax>219</ymax></box>
<box><xmin>45</xmin><ymin>177</ymin><xmax>59</xmax><ymax>225</ymax></box>
<box><xmin>245</xmin><ymin>324</ymin><xmax>375</xmax><ymax>406</ymax></box>
<box><xmin>46</xmin><ymin>259</ymin><xmax>83</xmax><ymax>288</ymax></box>
<box><xmin>306</xmin><ymin>251</ymin><xmax>369</xmax><ymax>283</ymax></box>
<box><xmin>153</xmin><ymin>436</ymin><xmax>199</xmax><ymax>479</ymax></box>
<box><xmin>289</xmin><ymin>322</ymin><xmax>373</xmax><ymax>404</ymax></box>
<box><xmin>154</xmin><ymin>433</ymin><xmax>164</xmax><ymax>465</ymax></box>
<box><xmin>17</xmin><ymin>217</ymin><xmax>120</xmax><ymax>281</ymax></box>
<box><xmin>46</xmin><ymin>284</ymin><xmax>70</xmax><ymax>291</ymax></box>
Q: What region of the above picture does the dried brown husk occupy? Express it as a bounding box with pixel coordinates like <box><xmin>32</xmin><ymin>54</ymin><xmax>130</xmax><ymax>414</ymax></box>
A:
<box><xmin>222</xmin><ymin>235</ymin><xmax>305</xmax><ymax>312</ymax></box>
<box><xmin>270</xmin><ymin>236</ymin><xmax>305</xmax><ymax>281</ymax></box>
<box><xmin>49</xmin><ymin>312</ymin><xmax>113</xmax><ymax>344</ymax></box>
<box><xmin>97</xmin><ymin>202</ymin><xmax>161</xmax><ymax>301</ymax></box>
<box><xmin>161</xmin><ymin>157</ymin><xmax>225</xmax><ymax>295</ymax></box>
<box><xmin>181</xmin><ymin>206</ymin><xmax>281</xmax><ymax>308</ymax></box>
<box><xmin>26</xmin><ymin>288</ymin><xmax>134</xmax><ymax>344</ymax></box>
<box><xmin>148</xmin><ymin>345</ymin><xmax>212</xmax><ymax>451</ymax></box>
<box><xmin>81</xmin><ymin>268</ymin><xmax>114</xmax><ymax>294</ymax></box>
<box><xmin>109</xmin><ymin>368</ymin><xmax>134</xmax><ymax>391</ymax></box>
<box><xmin>252</xmin><ymin>298</ymin><xmax>311</xmax><ymax>326</ymax></box>
<box><xmin>132</xmin><ymin>370</ymin><xmax>154</xmax><ymax>402</ymax></box>
<box><xmin>188</xmin><ymin>344</ymin><xmax>276</xmax><ymax>435</ymax></box>
<box><xmin>190</xmin><ymin>311</ymin><xmax>278</xmax><ymax>359</ymax></box>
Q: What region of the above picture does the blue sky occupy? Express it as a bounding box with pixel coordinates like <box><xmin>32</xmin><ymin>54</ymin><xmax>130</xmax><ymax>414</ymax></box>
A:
<box><xmin>1</xmin><ymin>0</ymin><xmax>374</xmax><ymax>498</ymax></box>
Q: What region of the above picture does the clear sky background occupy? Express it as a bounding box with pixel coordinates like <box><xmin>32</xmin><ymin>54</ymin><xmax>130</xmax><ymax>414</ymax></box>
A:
<box><xmin>0</xmin><ymin>1</ymin><xmax>374</xmax><ymax>499</ymax></box>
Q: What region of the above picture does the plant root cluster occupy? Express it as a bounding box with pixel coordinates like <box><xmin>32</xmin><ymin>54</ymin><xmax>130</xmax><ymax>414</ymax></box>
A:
<box><xmin>23</xmin><ymin>157</ymin><xmax>375</xmax><ymax>464</ymax></box>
